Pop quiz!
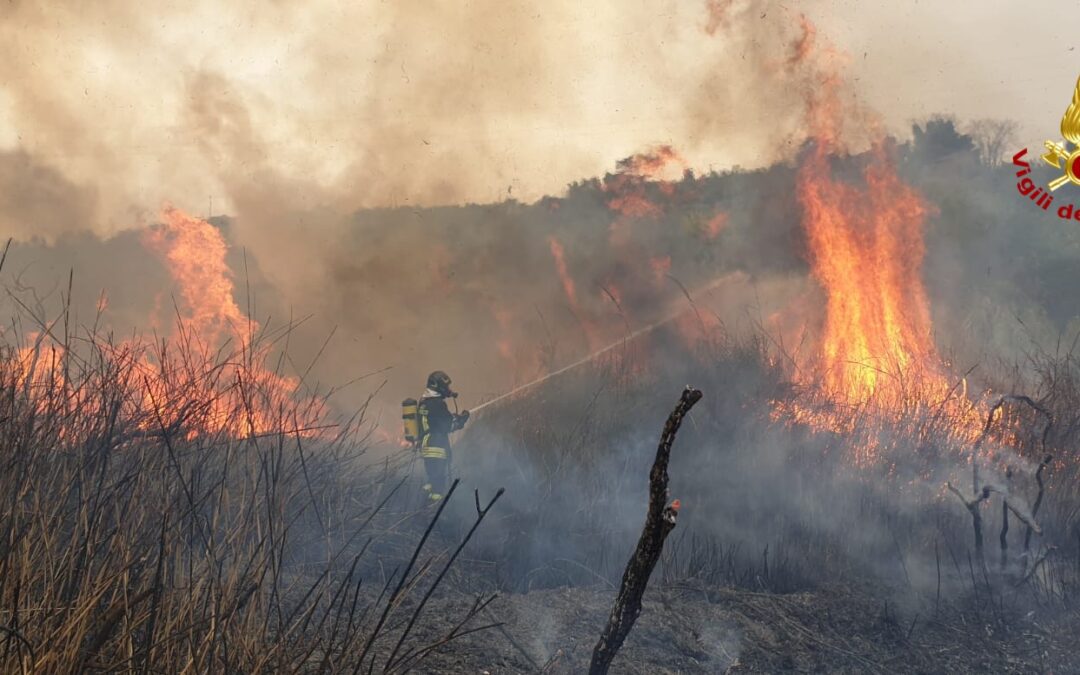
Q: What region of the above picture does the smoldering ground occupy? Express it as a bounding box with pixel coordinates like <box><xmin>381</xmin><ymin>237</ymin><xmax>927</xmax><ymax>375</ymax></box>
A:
<box><xmin>451</xmin><ymin>317</ymin><xmax>1059</xmax><ymax>595</ymax></box>
<box><xmin>409</xmin><ymin>306</ymin><xmax>1077</xmax><ymax>671</ymax></box>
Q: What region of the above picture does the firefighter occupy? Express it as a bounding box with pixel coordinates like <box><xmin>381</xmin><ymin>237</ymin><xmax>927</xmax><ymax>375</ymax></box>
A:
<box><xmin>418</xmin><ymin>370</ymin><xmax>469</xmax><ymax>502</ymax></box>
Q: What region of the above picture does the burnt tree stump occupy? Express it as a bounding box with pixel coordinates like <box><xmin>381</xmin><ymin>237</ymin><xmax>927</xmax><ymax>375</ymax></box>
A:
<box><xmin>589</xmin><ymin>386</ymin><xmax>702</xmax><ymax>675</ymax></box>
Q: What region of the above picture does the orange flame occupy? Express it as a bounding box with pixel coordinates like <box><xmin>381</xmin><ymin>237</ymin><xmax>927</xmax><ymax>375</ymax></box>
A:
<box><xmin>798</xmin><ymin>143</ymin><xmax>942</xmax><ymax>403</ymax></box>
<box><xmin>615</xmin><ymin>145</ymin><xmax>684</xmax><ymax>177</ymax></box>
<box><xmin>787</xmin><ymin>16</ymin><xmax>944</xmax><ymax>406</ymax></box>
<box><xmin>787</xmin><ymin>15</ymin><xmax>818</xmax><ymax>67</ymax></box>
<box><xmin>493</xmin><ymin>306</ymin><xmax>514</xmax><ymax>362</ymax></box>
<box><xmin>760</xmin><ymin>15</ymin><xmax>994</xmax><ymax>466</ymax></box>
<box><xmin>703</xmin><ymin>211</ymin><xmax>728</xmax><ymax>239</ymax></box>
<box><xmin>607</xmin><ymin>193</ymin><xmax>663</xmax><ymax>219</ymax></box>
<box><xmin>13</xmin><ymin>206</ymin><xmax>332</xmax><ymax>442</ymax></box>
<box><xmin>673</xmin><ymin>309</ymin><xmax>723</xmax><ymax>351</ymax></box>
<box><xmin>548</xmin><ymin>236</ymin><xmax>601</xmax><ymax>350</ymax></box>
<box><xmin>649</xmin><ymin>256</ymin><xmax>671</xmax><ymax>288</ymax></box>
<box><xmin>604</xmin><ymin>146</ymin><xmax>685</xmax><ymax>220</ymax></box>
<box><xmin>144</xmin><ymin>206</ymin><xmax>249</xmax><ymax>345</ymax></box>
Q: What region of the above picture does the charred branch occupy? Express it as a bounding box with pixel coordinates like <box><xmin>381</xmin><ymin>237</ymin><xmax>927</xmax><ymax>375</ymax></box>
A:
<box><xmin>960</xmin><ymin>395</ymin><xmax>1053</xmax><ymax>567</ymax></box>
<box><xmin>973</xmin><ymin>395</ymin><xmax>1053</xmax><ymax>455</ymax></box>
<box><xmin>971</xmin><ymin>395</ymin><xmax>1052</xmax><ymax>495</ymax></box>
<box><xmin>1015</xmin><ymin>546</ymin><xmax>1058</xmax><ymax>587</ymax></box>
<box><xmin>947</xmin><ymin>482</ymin><xmax>992</xmax><ymax>559</ymax></box>
<box><xmin>1002</xmin><ymin>498</ymin><xmax>1042</xmax><ymax>535</ymax></box>
<box><xmin>1001</xmin><ymin>465</ymin><xmax>1013</xmax><ymax>572</ymax></box>
<box><xmin>1000</xmin><ymin>495</ymin><xmax>1009</xmax><ymax>572</ymax></box>
<box><xmin>589</xmin><ymin>386</ymin><xmax>702</xmax><ymax>675</ymax></box>
<box><xmin>1024</xmin><ymin>454</ymin><xmax>1053</xmax><ymax>556</ymax></box>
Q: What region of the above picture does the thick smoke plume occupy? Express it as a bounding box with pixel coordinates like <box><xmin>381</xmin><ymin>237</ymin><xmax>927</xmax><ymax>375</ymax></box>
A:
<box><xmin>3</xmin><ymin>4</ymin><xmax>1080</xmax><ymax>670</ymax></box>
<box><xmin>0</xmin><ymin>0</ymin><xmax>1074</xmax><ymax>541</ymax></box>
<box><xmin>0</xmin><ymin>1</ymin><xmax>839</xmax><ymax>415</ymax></box>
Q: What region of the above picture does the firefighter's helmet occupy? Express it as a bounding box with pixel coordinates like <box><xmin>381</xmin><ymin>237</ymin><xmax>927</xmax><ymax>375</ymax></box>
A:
<box><xmin>426</xmin><ymin>370</ymin><xmax>454</xmax><ymax>397</ymax></box>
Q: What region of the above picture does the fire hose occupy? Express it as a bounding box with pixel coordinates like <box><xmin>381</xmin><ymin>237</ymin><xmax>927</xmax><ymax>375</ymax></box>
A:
<box><xmin>468</xmin><ymin>272</ymin><xmax>741</xmax><ymax>415</ymax></box>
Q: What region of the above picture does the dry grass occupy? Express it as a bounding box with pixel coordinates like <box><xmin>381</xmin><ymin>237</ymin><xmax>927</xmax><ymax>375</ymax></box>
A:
<box><xmin>0</xmin><ymin>298</ymin><xmax>499</xmax><ymax>673</ymax></box>
<box><xmin>4</xmin><ymin>280</ymin><xmax>1080</xmax><ymax>671</ymax></box>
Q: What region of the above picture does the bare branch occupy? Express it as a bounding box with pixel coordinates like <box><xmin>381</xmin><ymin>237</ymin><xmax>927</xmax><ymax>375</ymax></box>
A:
<box><xmin>589</xmin><ymin>386</ymin><xmax>702</xmax><ymax>675</ymax></box>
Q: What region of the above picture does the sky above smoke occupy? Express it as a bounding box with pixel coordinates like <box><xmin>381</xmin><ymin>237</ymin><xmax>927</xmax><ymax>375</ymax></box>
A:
<box><xmin>1</xmin><ymin>0</ymin><xmax>1077</xmax><ymax>240</ymax></box>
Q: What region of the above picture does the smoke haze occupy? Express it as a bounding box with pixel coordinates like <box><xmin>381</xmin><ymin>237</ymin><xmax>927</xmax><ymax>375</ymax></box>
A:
<box><xmin>2</xmin><ymin>1</ymin><xmax>1079</xmax><ymax>423</ymax></box>
<box><xmin>3</xmin><ymin>1</ymin><xmax>1076</xmax><ymax>225</ymax></box>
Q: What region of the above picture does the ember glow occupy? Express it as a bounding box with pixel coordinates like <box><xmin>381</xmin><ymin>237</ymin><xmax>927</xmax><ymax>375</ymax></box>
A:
<box><xmin>703</xmin><ymin>212</ymin><xmax>728</xmax><ymax>239</ymax></box>
<box><xmin>604</xmin><ymin>146</ymin><xmax>685</xmax><ymax>223</ymax></box>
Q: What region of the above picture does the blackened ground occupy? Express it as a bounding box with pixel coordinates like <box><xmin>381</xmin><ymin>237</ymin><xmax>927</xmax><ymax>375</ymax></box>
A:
<box><xmin>394</xmin><ymin>581</ymin><xmax>1079</xmax><ymax>674</ymax></box>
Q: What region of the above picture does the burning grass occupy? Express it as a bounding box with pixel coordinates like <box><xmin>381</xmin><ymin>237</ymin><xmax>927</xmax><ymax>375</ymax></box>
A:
<box><xmin>1</xmin><ymin>151</ymin><xmax>1078</xmax><ymax>670</ymax></box>
<box><xmin>0</xmin><ymin>310</ymin><xmax>515</xmax><ymax>672</ymax></box>
<box><xmin>427</xmin><ymin>315</ymin><xmax>1080</xmax><ymax>671</ymax></box>
<box><xmin>0</xmin><ymin>209</ymin><xmax>510</xmax><ymax>671</ymax></box>
<box><xmin>458</xmin><ymin>317</ymin><xmax>1080</xmax><ymax>607</ymax></box>
<box><xmin>3</xmin><ymin>271</ymin><xmax>1080</xmax><ymax>671</ymax></box>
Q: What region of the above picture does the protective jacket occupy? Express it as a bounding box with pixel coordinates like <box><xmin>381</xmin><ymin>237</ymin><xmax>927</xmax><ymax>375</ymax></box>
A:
<box><xmin>418</xmin><ymin>388</ymin><xmax>467</xmax><ymax>459</ymax></box>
